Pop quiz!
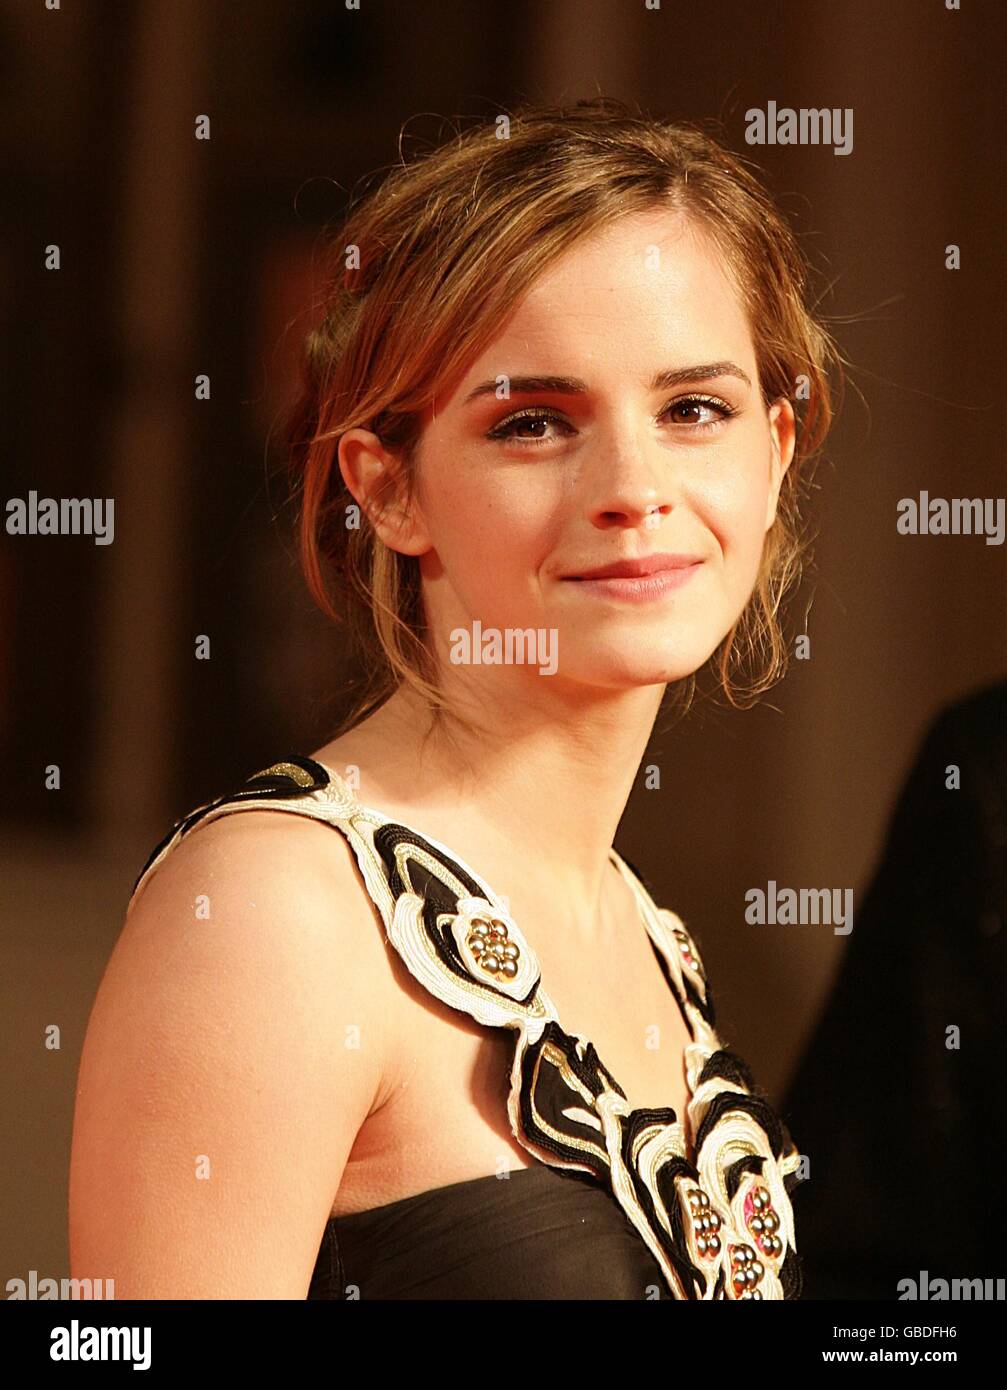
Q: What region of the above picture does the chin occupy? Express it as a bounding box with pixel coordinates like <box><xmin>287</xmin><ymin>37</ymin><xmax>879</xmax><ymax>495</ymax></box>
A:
<box><xmin>559</xmin><ymin>645</ymin><xmax>718</xmax><ymax>690</ymax></box>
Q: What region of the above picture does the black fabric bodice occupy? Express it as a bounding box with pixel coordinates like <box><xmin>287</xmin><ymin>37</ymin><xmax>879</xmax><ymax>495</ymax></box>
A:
<box><xmin>308</xmin><ymin>1165</ymin><xmax>669</xmax><ymax>1300</ymax></box>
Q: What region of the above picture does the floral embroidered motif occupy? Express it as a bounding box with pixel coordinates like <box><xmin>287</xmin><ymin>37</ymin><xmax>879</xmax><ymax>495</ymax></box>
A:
<box><xmin>464</xmin><ymin>913</ymin><xmax>521</xmax><ymax>982</ymax></box>
<box><xmin>684</xmin><ymin>1186</ymin><xmax>722</xmax><ymax>1260</ymax></box>
<box><xmin>730</xmin><ymin>1242</ymin><xmax>766</xmax><ymax>1299</ymax></box>
<box><xmin>746</xmin><ymin>1182</ymin><xmax>784</xmax><ymax>1259</ymax></box>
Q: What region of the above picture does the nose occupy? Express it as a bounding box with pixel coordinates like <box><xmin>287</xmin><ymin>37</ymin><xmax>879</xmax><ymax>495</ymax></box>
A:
<box><xmin>585</xmin><ymin>422</ymin><xmax>675</xmax><ymax>532</ymax></box>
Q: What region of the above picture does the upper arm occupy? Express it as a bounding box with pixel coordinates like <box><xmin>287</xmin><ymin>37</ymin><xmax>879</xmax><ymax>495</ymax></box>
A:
<box><xmin>69</xmin><ymin>810</ymin><xmax>397</xmax><ymax>1298</ymax></box>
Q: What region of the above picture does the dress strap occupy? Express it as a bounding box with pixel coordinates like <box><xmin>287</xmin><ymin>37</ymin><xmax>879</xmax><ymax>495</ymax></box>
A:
<box><xmin>129</xmin><ymin>755</ymin><xmax>348</xmax><ymax>910</ymax></box>
<box><xmin>130</xmin><ymin>753</ymin><xmax>564</xmax><ymax>1032</ymax></box>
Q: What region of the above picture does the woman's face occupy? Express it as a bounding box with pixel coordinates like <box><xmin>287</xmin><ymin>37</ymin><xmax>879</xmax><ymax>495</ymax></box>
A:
<box><xmin>345</xmin><ymin>207</ymin><xmax>795</xmax><ymax>695</ymax></box>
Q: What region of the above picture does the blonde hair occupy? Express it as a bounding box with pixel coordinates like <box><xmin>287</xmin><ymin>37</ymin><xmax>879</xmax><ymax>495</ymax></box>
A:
<box><xmin>285</xmin><ymin>96</ymin><xmax>844</xmax><ymax>739</ymax></box>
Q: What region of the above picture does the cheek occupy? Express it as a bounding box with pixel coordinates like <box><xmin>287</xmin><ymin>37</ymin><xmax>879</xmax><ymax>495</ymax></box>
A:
<box><xmin>425</xmin><ymin>468</ymin><xmax>556</xmax><ymax>589</ymax></box>
<box><xmin>691</xmin><ymin>452</ymin><xmax>771</xmax><ymax>571</ymax></box>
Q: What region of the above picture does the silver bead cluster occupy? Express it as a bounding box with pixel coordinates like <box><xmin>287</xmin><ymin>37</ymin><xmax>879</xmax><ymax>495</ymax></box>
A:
<box><xmin>730</xmin><ymin>1243</ymin><xmax>765</xmax><ymax>1298</ymax></box>
<box><xmin>685</xmin><ymin>1186</ymin><xmax>721</xmax><ymax>1258</ymax></box>
<box><xmin>746</xmin><ymin>1184</ymin><xmax>783</xmax><ymax>1258</ymax></box>
<box><xmin>467</xmin><ymin>916</ymin><xmax>520</xmax><ymax>982</ymax></box>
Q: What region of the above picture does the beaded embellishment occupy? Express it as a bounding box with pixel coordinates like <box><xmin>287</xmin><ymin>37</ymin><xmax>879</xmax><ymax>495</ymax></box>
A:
<box><xmin>130</xmin><ymin>753</ymin><xmax>804</xmax><ymax>1299</ymax></box>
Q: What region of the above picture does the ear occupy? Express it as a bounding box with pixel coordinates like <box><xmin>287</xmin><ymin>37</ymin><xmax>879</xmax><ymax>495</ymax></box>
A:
<box><xmin>337</xmin><ymin>428</ymin><xmax>430</xmax><ymax>556</ymax></box>
<box><xmin>764</xmin><ymin>398</ymin><xmax>797</xmax><ymax>532</ymax></box>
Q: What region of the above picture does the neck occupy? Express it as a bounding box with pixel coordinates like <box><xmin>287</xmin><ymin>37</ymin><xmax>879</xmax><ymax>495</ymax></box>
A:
<box><xmin>315</xmin><ymin>675</ymin><xmax>668</xmax><ymax>936</ymax></box>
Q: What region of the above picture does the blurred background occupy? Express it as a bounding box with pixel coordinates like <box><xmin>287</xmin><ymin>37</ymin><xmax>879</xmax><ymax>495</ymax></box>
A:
<box><xmin>3</xmin><ymin>0</ymin><xmax>1005</xmax><ymax>1291</ymax></box>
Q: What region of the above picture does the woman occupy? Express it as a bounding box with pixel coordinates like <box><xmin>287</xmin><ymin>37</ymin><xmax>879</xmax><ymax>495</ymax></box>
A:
<box><xmin>69</xmin><ymin>98</ymin><xmax>842</xmax><ymax>1300</ymax></box>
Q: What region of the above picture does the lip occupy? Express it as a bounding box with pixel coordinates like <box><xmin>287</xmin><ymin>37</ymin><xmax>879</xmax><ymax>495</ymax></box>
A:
<box><xmin>563</xmin><ymin>553</ymin><xmax>705</xmax><ymax>581</ymax></box>
<box><xmin>564</xmin><ymin>564</ymin><xmax>703</xmax><ymax>603</ymax></box>
<box><xmin>560</xmin><ymin>553</ymin><xmax>706</xmax><ymax>604</ymax></box>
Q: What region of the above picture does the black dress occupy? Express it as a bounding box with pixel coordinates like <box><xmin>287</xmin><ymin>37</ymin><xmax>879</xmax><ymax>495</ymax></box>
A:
<box><xmin>131</xmin><ymin>755</ymin><xmax>805</xmax><ymax>1300</ymax></box>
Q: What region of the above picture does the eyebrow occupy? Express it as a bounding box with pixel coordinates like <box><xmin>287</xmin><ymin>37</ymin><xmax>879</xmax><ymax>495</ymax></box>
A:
<box><xmin>462</xmin><ymin>361</ymin><xmax>753</xmax><ymax>406</ymax></box>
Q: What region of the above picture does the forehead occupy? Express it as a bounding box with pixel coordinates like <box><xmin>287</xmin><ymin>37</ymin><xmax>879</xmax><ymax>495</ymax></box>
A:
<box><xmin>519</xmin><ymin>207</ymin><xmax>740</xmax><ymax>312</ymax></box>
<box><xmin>443</xmin><ymin>208</ymin><xmax>753</xmax><ymax>408</ymax></box>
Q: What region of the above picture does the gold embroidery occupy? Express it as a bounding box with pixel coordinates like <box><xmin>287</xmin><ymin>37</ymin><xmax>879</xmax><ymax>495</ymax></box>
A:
<box><xmin>250</xmin><ymin>760</ymin><xmax>317</xmax><ymax>788</ymax></box>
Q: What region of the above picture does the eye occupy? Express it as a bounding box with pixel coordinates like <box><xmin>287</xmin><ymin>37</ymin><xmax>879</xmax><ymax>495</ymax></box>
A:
<box><xmin>485</xmin><ymin>408</ymin><xmax>574</xmax><ymax>447</ymax></box>
<box><xmin>485</xmin><ymin>394</ymin><xmax>738</xmax><ymax>448</ymax></box>
<box><xmin>662</xmin><ymin>395</ymin><xmax>737</xmax><ymax>430</ymax></box>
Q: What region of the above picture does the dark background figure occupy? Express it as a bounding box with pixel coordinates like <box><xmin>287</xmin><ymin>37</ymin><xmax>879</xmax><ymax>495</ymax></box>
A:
<box><xmin>784</xmin><ymin>680</ymin><xmax>1007</xmax><ymax>1299</ymax></box>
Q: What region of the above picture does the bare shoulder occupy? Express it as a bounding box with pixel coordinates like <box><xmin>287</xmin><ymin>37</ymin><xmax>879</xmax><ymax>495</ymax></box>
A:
<box><xmin>121</xmin><ymin>807</ymin><xmax>401</xmax><ymax>1067</ymax></box>
<box><xmin>69</xmin><ymin>806</ymin><xmax>403</xmax><ymax>1297</ymax></box>
<box><xmin>131</xmin><ymin>804</ymin><xmax>388</xmax><ymax>954</ymax></box>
